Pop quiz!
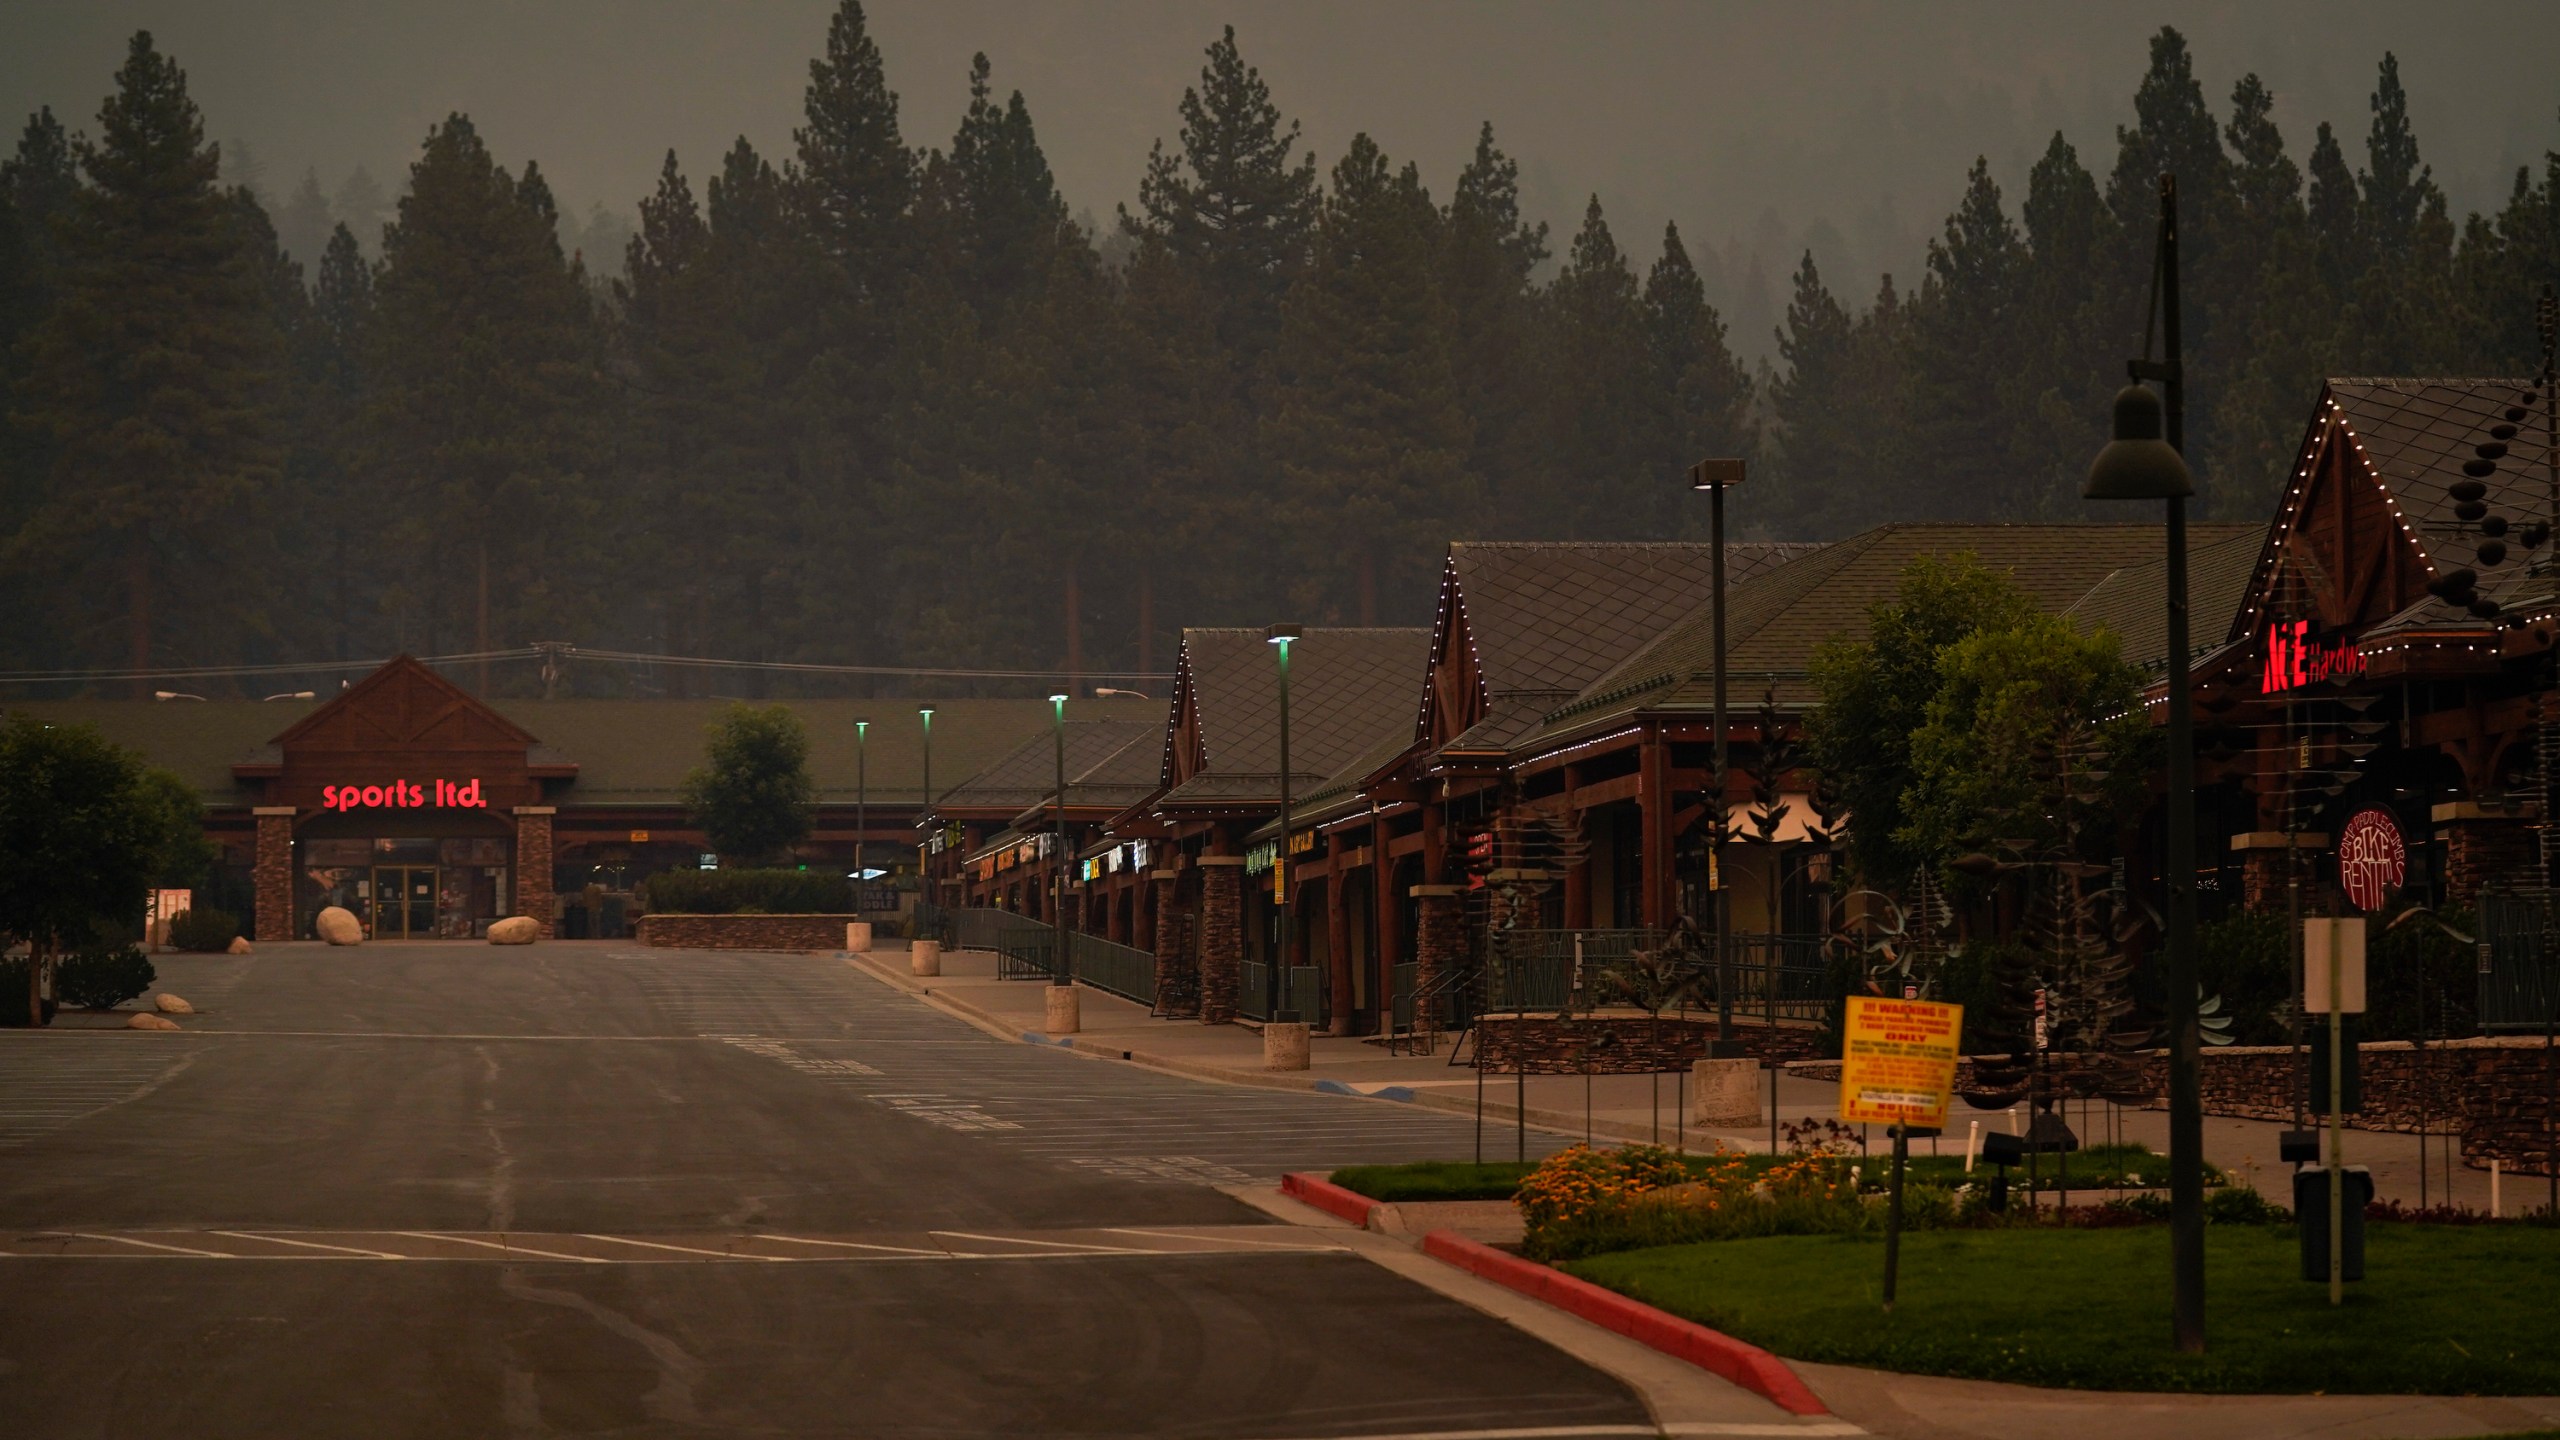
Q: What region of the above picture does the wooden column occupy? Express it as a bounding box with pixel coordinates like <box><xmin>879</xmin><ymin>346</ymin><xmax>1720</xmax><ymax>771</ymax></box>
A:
<box><xmin>1639</xmin><ymin>732</ymin><xmax>1672</xmax><ymax>929</ymax></box>
<box><xmin>1325</xmin><ymin>863</ymin><xmax>1352</xmax><ymax>1036</ymax></box>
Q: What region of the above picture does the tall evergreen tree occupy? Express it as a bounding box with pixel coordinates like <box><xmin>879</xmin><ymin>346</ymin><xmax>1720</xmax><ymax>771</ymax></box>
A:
<box><xmin>0</xmin><ymin>108</ymin><xmax>83</xmax><ymax>668</ymax></box>
<box><xmin>1642</xmin><ymin>220</ymin><xmax>1755</xmax><ymax>530</ymax></box>
<box><xmin>793</xmin><ymin>0</ymin><xmax>913</xmax><ymax>294</ymax></box>
<box><xmin>1768</xmin><ymin>251</ymin><xmax>1858</xmax><ymax>535</ymax></box>
<box><xmin>275</xmin><ymin>166</ymin><xmax>332</xmax><ymax>270</ymax></box>
<box><xmin>1440</xmin><ymin>122</ymin><xmax>1547</xmax><ymax>532</ymax></box>
<box><xmin>2210</xmin><ymin>76</ymin><xmax>2327</xmax><ymax>517</ymax></box>
<box><xmin>303</xmin><ymin>223</ymin><xmax>373</xmax><ymax>659</ymax></box>
<box><xmin>1900</xmin><ymin>159</ymin><xmax>2026</xmax><ymax>520</ymax></box>
<box><xmin>1526</xmin><ymin>197</ymin><xmax>1658</xmax><ymax>538</ymax></box>
<box><xmin>367</xmin><ymin>114</ymin><xmax>599</xmax><ymax>673</ymax></box>
<box><xmin>12</xmin><ymin>34</ymin><xmax>282</xmax><ymax>680</ymax></box>
<box><xmin>1266</xmin><ymin>133</ymin><xmax>1472</xmax><ymax>624</ymax></box>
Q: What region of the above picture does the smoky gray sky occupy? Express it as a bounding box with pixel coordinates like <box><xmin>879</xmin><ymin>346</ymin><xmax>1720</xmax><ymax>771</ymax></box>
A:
<box><xmin>7</xmin><ymin>1</ymin><xmax>2555</xmax><ymax>359</ymax></box>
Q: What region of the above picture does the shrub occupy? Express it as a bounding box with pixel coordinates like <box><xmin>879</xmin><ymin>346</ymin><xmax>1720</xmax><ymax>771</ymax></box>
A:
<box><xmin>1517</xmin><ymin>1144</ymin><xmax>1879</xmax><ymax>1260</ymax></box>
<box><xmin>640</xmin><ymin>868</ymin><xmax>852</xmax><ymax>915</ymax></box>
<box><xmin>55</xmin><ymin>945</ymin><xmax>156</xmax><ymax>1010</ymax></box>
<box><xmin>167</xmin><ymin>907</ymin><xmax>240</xmax><ymax>952</ymax></box>
<box><xmin>2209</xmin><ymin>1185</ymin><xmax>2289</xmax><ymax>1225</ymax></box>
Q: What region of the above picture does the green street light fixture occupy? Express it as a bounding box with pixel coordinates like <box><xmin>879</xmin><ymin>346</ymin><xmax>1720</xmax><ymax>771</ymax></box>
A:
<box><xmin>1688</xmin><ymin>458</ymin><xmax>1745</xmax><ymax>1057</ymax></box>
<box><xmin>1051</xmin><ymin>693</ymin><xmax>1072</xmax><ymax>990</ymax></box>
<box><xmin>1265</xmin><ymin>624</ymin><xmax>1302</xmax><ymax>1025</ymax></box>
<box><xmin>918</xmin><ymin>706</ymin><xmax>936</xmax><ymax>909</ymax></box>
<box><xmin>2084</xmin><ymin>171</ymin><xmax>2204</xmax><ymax>1355</ymax></box>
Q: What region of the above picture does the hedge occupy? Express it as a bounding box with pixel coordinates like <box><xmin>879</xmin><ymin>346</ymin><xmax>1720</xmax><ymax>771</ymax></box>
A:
<box><xmin>640</xmin><ymin>868</ymin><xmax>852</xmax><ymax>915</ymax></box>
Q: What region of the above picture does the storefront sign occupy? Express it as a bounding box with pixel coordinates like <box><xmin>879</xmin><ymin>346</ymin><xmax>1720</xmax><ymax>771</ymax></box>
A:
<box><xmin>2337</xmin><ymin>807</ymin><xmax>2405</xmax><ymax>911</ymax></box>
<box><xmin>320</xmin><ymin>778</ymin><xmax>486</xmax><ymax>811</ymax></box>
<box><xmin>1838</xmin><ymin>996</ymin><xmax>1965</xmax><ymax>1128</ymax></box>
<box><xmin>2260</xmin><ymin>620</ymin><xmax>2365</xmax><ymax>695</ymax></box>
<box><xmin>629</xmin><ymin>830</ymin><xmax>650</xmax><ymax>843</ymax></box>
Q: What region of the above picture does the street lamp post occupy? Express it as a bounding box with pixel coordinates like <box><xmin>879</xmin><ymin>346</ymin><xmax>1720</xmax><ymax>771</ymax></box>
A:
<box><xmin>1265</xmin><ymin>625</ymin><xmax>1301</xmax><ymax>1025</ymax></box>
<box><xmin>1688</xmin><ymin>459</ymin><xmax>1744</xmax><ymax>1054</ymax></box>
<box><xmin>2084</xmin><ymin>171</ymin><xmax>2205</xmax><ymax>1354</ymax></box>
<box><xmin>919</xmin><ymin>706</ymin><xmax>935</xmax><ymax>910</ymax></box>
<box><xmin>1051</xmin><ymin>693</ymin><xmax>1071</xmax><ymax>989</ymax></box>
<box><xmin>854</xmin><ymin>719</ymin><xmax>869</xmax><ymax>914</ymax></box>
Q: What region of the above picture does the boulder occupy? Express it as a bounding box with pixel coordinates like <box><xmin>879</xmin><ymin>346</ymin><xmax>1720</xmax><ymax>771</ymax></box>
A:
<box><xmin>487</xmin><ymin>916</ymin><xmax>539</xmax><ymax>945</ymax></box>
<box><xmin>126</xmin><ymin>1012</ymin><xmax>180</xmax><ymax>1031</ymax></box>
<box><xmin>226</xmin><ymin>935</ymin><xmax>253</xmax><ymax>955</ymax></box>
<box><xmin>153</xmin><ymin>993</ymin><xmax>195</xmax><ymax>1015</ymax></box>
<box><xmin>316</xmin><ymin>906</ymin><xmax>363</xmax><ymax>945</ymax></box>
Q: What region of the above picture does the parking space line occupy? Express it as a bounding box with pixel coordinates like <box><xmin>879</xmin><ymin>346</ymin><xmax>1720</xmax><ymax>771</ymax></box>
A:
<box><xmin>575</xmin><ymin>1234</ymin><xmax>783</xmax><ymax>1261</ymax></box>
<box><xmin>72</xmin><ymin>1232</ymin><xmax>231</xmax><ymax>1258</ymax></box>
<box><xmin>212</xmin><ymin>1232</ymin><xmax>405</xmax><ymax>1259</ymax></box>
<box><xmin>387</xmin><ymin>1232</ymin><xmax>604</xmax><ymax>1263</ymax></box>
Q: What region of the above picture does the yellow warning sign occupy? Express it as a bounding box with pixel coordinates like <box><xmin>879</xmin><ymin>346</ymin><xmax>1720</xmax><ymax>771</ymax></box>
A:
<box><xmin>1838</xmin><ymin>996</ymin><xmax>1964</xmax><ymax>1128</ymax></box>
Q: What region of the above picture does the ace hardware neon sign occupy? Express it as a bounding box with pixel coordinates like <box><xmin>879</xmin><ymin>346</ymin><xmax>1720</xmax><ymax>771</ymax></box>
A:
<box><xmin>2259</xmin><ymin>620</ymin><xmax>2364</xmax><ymax>695</ymax></box>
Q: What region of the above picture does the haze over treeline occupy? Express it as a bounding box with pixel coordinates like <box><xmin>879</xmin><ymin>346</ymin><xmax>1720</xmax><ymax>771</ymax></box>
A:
<box><xmin>1</xmin><ymin>4</ymin><xmax>2557</xmax><ymax>693</ymax></box>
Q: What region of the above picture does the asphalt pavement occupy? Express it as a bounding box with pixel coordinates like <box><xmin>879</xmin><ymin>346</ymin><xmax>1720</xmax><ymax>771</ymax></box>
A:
<box><xmin>0</xmin><ymin>942</ymin><xmax>1653</xmax><ymax>1439</ymax></box>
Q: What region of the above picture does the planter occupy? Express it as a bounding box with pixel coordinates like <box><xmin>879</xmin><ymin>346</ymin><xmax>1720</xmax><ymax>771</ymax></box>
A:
<box><xmin>633</xmin><ymin>913</ymin><xmax>861</xmax><ymax>951</ymax></box>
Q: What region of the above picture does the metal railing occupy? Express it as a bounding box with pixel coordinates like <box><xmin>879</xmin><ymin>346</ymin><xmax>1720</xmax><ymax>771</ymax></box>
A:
<box><xmin>2479</xmin><ymin>889</ymin><xmax>2560</xmax><ymax>1033</ymax></box>
<box><xmin>1238</xmin><ymin>960</ymin><xmax>1323</xmax><ymax>1024</ymax></box>
<box><xmin>1479</xmin><ymin>927</ymin><xmax>1828</xmax><ymax>1022</ymax></box>
<box><xmin>1068</xmin><ymin>930</ymin><xmax>1158</xmax><ymax>1007</ymax></box>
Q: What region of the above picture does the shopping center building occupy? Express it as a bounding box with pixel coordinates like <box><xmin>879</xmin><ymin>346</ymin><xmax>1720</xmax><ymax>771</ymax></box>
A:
<box><xmin>11</xmin><ymin>655</ymin><xmax>1159</xmax><ymax>942</ymax></box>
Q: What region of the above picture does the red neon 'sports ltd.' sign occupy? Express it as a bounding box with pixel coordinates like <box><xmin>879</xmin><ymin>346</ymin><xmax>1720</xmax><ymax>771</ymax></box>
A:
<box><xmin>2260</xmin><ymin>620</ymin><xmax>2364</xmax><ymax>695</ymax></box>
<box><xmin>322</xmin><ymin>778</ymin><xmax>486</xmax><ymax>811</ymax></box>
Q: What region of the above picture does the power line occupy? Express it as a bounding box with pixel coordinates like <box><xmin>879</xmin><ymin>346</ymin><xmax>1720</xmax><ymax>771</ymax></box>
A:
<box><xmin>0</xmin><ymin>644</ymin><xmax>1173</xmax><ymax>688</ymax></box>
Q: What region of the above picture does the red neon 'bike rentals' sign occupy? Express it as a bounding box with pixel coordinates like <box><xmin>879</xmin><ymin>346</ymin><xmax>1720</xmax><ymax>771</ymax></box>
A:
<box><xmin>322</xmin><ymin>778</ymin><xmax>487</xmax><ymax>811</ymax></box>
<box><xmin>2337</xmin><ymin>807</ymin><xmax>2405</xmax><ymax>912</ymax></box>
<box><xmin>2260</xmin><ymin>620</ymin><xmax>2364</xmax><ymax>695</ymax></box>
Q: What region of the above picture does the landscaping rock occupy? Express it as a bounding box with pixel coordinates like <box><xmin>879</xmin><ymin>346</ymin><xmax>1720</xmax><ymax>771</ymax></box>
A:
<box><xmin>153</xmin><ymin>993</ymin><xmax>194</xmax><ymax>1015</ymax></box>
<box><xmin>1689</xmin><ymin>1057</ymin><xmax>1763</xmax><ymax>1127</ymax></box>
<box><xmin>126</xmin><ymin>1012</ymin><xmax>179</xmax><ymax>1031</ymax></box>
<box><xmin>315</xmin><ymin>906</ymin><xmax>363</xmax><ymax>945</ymax></box>
<box><xmin>226</xmin><ymin>935</ymin><xmax>252</xmax><ymax>955</ymax></box>
<box><xmin>487</xmin><ymin>916</ymin><xmax>538</xmax><ymax>945</ymax></box>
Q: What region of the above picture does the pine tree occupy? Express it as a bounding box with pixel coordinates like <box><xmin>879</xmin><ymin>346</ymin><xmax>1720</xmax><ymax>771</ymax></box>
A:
<box><xmin>1526</xmin><ymin>197</ymin><xmax>1656</xmax><ymax>538</ymax></box>
<box><xmin>12</xmin><ymin>33</ymin><xmax>283</xmax><ymax>681</ymax></box>
<box><xmin>1642</xmin><ymin>222</ymin><xmax>1755</xmax><ymax>529</ymax></box>
<box><xmin>2012</xmin><ymin>133</ymin><xmax>2117</xmax><ymax>518</ymax></box>
<box><xmin>2350</xmin><ymin>53</ymin><xmax>2459</xmax><ymax>373</ymax></box>
<box><xmin>1441</xmin><ymin>122</ymin><xmax>1548</xmax><ymax>532</ymax></box>
<box><xmin>367</xmin><ymin>114</ymin><xmax>599</xmax><ymax>675</ymax></box>
<box><xmin>305</xmin><ymin>223</ymin><xmax>373</xmax><ymax>659</ymax></box>
<box><xmin>1768</xmin><ymin>251</ymin><xmax>1859</xmax><ymax>535</ymax></box>
<box><xmin>1264</xmin><ymin>134</ymin><xmax>1473</xmax><ymax>624</ymax></box>
<box><xmin>0</xmin><ymin>108</ymin><xmax>83</xmax><ymax>669</ymax></box>
<box><xmin>2210</xmin><ymin>76</ymin><xmax>2327</xmax><ymax>518</ymax></box>
<box><xmin>332</xmin><ymin>164</ymin><xmax>387</xmax><ymax>251</ymax></box>
<box><xmin>1900</xmin><ymin>159</ymin><xmax>2026</xmax><ymax>520</ymax></box>
<box><xmin>275</xmin><ymin>166</ymin><xmax>332</xmax><ymax>270</ymax></box>
<box><xmin>793</xmin><ymin>0</ymin><xmax>913</xmax><ymax>294</ymax></box>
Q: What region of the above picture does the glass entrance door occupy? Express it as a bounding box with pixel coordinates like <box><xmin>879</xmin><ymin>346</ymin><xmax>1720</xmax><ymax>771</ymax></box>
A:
<box><xmin>371</xmin><ymin>866</ymin><xmax>438</xmax><ymax>938</ymax></box>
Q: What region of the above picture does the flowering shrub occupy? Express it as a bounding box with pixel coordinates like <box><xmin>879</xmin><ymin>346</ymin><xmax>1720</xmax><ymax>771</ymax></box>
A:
<box><xmin>1514</xmin><ymin>1144</ymin><xmax>1700</xmax><ymax>1231</ymax></box>
<box><xmin>1517</xmin><ymin>1142</ymin><xmax>1892</xmax><ymax>1260</ymax></box>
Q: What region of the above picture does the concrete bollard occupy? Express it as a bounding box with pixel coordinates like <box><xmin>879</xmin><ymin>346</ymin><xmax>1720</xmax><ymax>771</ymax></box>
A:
<box><xmin>1263</xmin><ymin>1020</ymin><xmax>1312</xmax><ymax>1071</ymax></box>
<box><xmin>909</xmin><ymin>939</ymin><xmax>942</xmax><ymax>977</ymax></box>
<box><xmin>845</xmin><ymin>921</ymin><xmax>873</xmax><ymax>953</ymax></box>
<box><xmin>1044</xmin><ymin>984</ymin><xmax>1081</xmax><ymax>1035</ymax></box>
<box><xmin>1689</xmin><ymin>1057</ymin><xmax>1762</xmax><ymax>1128</ymax></box>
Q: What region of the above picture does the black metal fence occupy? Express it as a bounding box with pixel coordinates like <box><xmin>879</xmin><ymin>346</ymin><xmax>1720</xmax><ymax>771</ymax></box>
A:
<box><xmin>2479</xmin><ymin>889</ymin><xmax>2560</xmax><ymax>1033</ymax></box>
<box><xmin>1478</xmin><ymin>928</ymin><xmax>1828</xmax><ymax>1022</ymax></box>
<box><xmin>1238</xmin><ymin>960</ymin><xmax>1324</xmax><ymax>1024</ymax></box>
<box><xmin>939</xmin><ymin>907</ymin><xmax>1160</xmax><ymax>1008</ymax></box>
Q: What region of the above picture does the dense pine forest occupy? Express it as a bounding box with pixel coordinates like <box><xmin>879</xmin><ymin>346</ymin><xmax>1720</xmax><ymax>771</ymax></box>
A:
<box><xmin>2</xmin><ymin>5</ymin><xmax>2557</xmax><ymax>694</ymax></box>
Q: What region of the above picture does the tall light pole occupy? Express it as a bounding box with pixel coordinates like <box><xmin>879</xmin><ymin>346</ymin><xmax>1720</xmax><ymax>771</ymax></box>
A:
<box><xmin>1689</xmin><ymin>459</ymin><xmax>1744</xmax><ymax>1053</ymax></box>
<box><xmin>1266</xmin><ymin>624</ymin><xmax>1301</xmax><ymax>1022</ymax></box>
<box><xmin>2085</xmin><ymin>171</ymin><xmax>2204</xmax><ymax>1354</ymax></box>
<box><xmin>1051</xmin><ymin>693</ymin><xmax>1071</xmax><ymax>987</ymax></box>
<box><xmin>854</xmin><ymin>718</ymin><xmax>869</xmax><ymax>913</ymax></box>
<box><xmin>919</xmin><ymin>706</ymin><xmax>936</xmax><ymax>909</ymax></box>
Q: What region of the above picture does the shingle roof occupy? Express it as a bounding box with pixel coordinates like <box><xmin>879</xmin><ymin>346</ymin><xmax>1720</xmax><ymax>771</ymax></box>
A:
<box><xmin>2319</xmin><ymin>378</ymin><xmax>2559</xmax><ymax>635</ymax></box>
<box><xmin>934</xmin><ymin>718</ymin><xmax>1164</xmax><ymax>814</ymax></box>
<box><xmin>1532</xmin><ymin>522</ymin><xmax>2262</xmax><ymax>747</ymax></box>
<box><xmin>1163</xmin><ymin>627</ymin><xmax>1429</xmax><ymax>806</ymax></box>
<box><xmin>2063</xmin><ymin>526</ymin><xmax>2268</xmax><ymax>673</ymax></box>
<box><xmin>1442</xmin><ymin>541</ymin><xmax>1821</xmax><ymax>700</ymax></box>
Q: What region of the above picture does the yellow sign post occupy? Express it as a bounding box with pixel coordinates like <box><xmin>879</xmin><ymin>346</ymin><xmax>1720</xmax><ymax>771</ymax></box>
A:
<box><xmin>1838</xmin><ymin>995</ymin><xmax>1964</xmax><ymax>1312</ymax></box>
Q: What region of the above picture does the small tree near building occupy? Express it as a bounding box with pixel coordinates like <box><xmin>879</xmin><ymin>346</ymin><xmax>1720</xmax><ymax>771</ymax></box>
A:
<box><xmin>682</xmin><ymin>703</ymin><xmax>816</xmax><ymax>866</ymax></box>
<box><xmin>0</xmin><ymin>714</ymin><xmax>161</xmax><ymax>1025</ymax></box>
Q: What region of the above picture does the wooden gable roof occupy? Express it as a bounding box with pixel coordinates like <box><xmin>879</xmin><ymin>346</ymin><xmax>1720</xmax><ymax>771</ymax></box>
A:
<box><xmin>267</xmin><ymin>654</ymin><xmax>543</xmax><ymax>754</ymax></box>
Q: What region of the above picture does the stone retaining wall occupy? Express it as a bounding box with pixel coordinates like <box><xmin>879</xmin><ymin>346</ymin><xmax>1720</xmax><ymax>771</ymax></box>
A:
<box><xmin>633</xmin><ymin>914</ymin><xmax>855</xmax><ymax>951</ymax></box>
<box><xmin>1473</xmin><ymin>1015</ymin><xmax>1826</xmax><ymax>1074</ymax></box>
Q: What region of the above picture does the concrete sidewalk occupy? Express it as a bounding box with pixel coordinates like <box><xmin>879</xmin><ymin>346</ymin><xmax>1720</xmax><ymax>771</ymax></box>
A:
<box><xmin>850</xmin><ymin>941</ymin><xmax>2542</xmax><ymax>1211</ymax></box>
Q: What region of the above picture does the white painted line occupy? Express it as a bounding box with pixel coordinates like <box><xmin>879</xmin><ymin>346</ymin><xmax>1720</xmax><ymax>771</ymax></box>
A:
<box><xmin>72</xmin><ymin>1232</ymin><xmax>231</xmax><ymax>1258</ymax></box>
<box><xmin>1100</xmin><ymin>1227</ymin><xmax>1348</xmax><ymax>1251</ymax></box>
<box><xmin>1662</xmin><ymin>1426</ymin><xmax>1866</xmax><ymax>1437</ymax></box>
<box><xmin>754</xmin><ymin>1234</ymin><xmax>947</xmax><ymax>1257</ymax></box>
<box><xmin>930</xmin><ymin>1231</ymin><xmax>1153</xmax><ymax>1254</ymax></box>
<box><xmin>213</xmin><ymin>1232</ymin><xmax>405</xmax><ymax>1259</ymax></box>
<box><xmin>387</xmin><ymin>1232</ymin><xmax>605</xmax><ymax>1263</ymax></box>
<box><xmin>574</xmin><ymin>1234</ymin><xmax>783</xmax><ymax>1262</ymax></box>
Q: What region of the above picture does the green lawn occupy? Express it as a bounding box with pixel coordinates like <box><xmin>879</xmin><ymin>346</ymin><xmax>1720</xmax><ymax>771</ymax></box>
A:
<box><xmin>1564</xmin><ymin>1224</ymin><xmax>2560</xmax><ymax>1393</ymax></box>
<box><xmin>1328</xmin><ymin>1160</ymin><xmax>1541</xmax><ymax>1201</ymax></box>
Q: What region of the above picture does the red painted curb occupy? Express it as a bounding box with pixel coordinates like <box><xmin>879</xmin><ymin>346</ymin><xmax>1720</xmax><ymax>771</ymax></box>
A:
<box><xmin>1420</xmin><ymin>1231</ymin><xmax>1829</xmax><ymax>1416</ymax></box>
<box><xmin>1280</xmin><ymin>1172</ymin><xmax>1380</xmax><ymax>1227</ymax></box>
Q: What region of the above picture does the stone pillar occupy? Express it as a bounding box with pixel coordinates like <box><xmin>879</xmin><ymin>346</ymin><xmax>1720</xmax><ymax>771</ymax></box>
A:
<box><xmin>2231</xmin><ymin>832</ymin><xmax>2323</xmax><ymax>913</ymax></box>
<box><xmin>1197</xmin><ymin>856</ymin><xmax>1245</xmax><ymax>1025</ymax></box>
<box><xmin>1148</xmin><ymin>870</ymin><xmax>1194</xmax><ymax>1016</ymax></box>
<box><xmin>1411</xmin><ymin>884</ymin><xmax>1467</xmax><ymax>1026</ymax></box>
<box><xmin>252</xmin><ymin>807</ymin><xmax>296</xmax><ymax>943</ymax></box>
<box><xmin>2438</xmin><ymin>807</ymin><xmax>2536</xmax><ymax>905</ymax></box>
<box><xmin>514</xmin><ymin>806</ymin><xmax>557</xmax><ymax>937</ymax></box>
